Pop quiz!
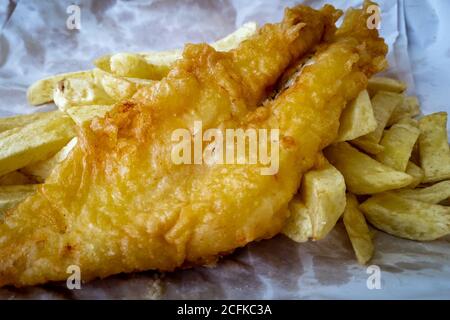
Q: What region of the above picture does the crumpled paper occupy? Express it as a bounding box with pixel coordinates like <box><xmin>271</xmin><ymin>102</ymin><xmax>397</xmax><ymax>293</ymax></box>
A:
<box><xmin>0</xmin><ymin>0</ymin><xmax>449</xmax><ymax>299</ymax></box>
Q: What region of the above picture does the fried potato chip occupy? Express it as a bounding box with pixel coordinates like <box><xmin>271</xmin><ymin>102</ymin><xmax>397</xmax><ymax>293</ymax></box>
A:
<box><xmin>0</xmin><ymin>171</ymin><xmax>35</xmax><ymax>186</ymax></box>
<box><xmin>296</xmin><ymin>162</ymin><xmax>346</xmax><ymax>241</ymax></box>
<box><xmin>96</xmin><ymin>22</ymin><xmax>258</xmax><ymax>80</ymax></box>
<box><xmin>32</xmin><ymin>22</ymin><xmax>257</xmax><ymax>105</ymax></box>
<box><xmin>283</xmin><ymin>160</ymin><xmax>346</xmax><ymax>242</ymax></box>
<box><xmin>352</xmin><ymin>91</ymin><xmax>403</xmax><ymax>154</ymax></box>
<box><xmin>53</xmin><ymin>74</ymin><xmax>115</xmax><ymax>111</ymax></box>
<box><xmin>393</xmin><ymin>180</ymin><xmax>450</xmax><ymax>204</ymax></box>
<box><xmin>94</xmin><ymin>68</ymin><xmax>136</xmax><ymax>100</ymax></box>
<box><xmin>0</xmin><ymin>111</ymin><xmax>58</xmax><ymax>133</ymax></box>
<box><xmin>0</xmin><ymin>185</ymin><xmax>38</xmax><ymax>215</ymax></box>
<box><xmin>143</xmin><ymin>22</ymin><xmax>258</xmax><ymax>68</ymax></box>
<box><xmin>376</xmin><ymin>118</ymin><xmax>420</xmax><ymax>172</ymax></box>
<box><xmin>325</xmin><ymin>142</ymin><xmax>413</xmax><ymax>195</ymax></box>
<box><xmin>418</xmin><ymin>112</ymin><xmax>450</xmax><ymax>183</ymax></box>
<box><xmin>21</xmin><ymin>138</ymin><xmax>78</xmax><ymax>182</ymax></box>
<box><xmin>367</xmin><ymin>77</ymin><xmax>407</xmax><ymax>96</ymax></box>
<box><xmin>387</xmin><ymin>96</ymin><xmax>421</xmax><ymax>126</ymax></box>
<box><xmin>405</xmin><ymin>161</ymin><xmax>424</xmax><ymax>188</ymax></box>
<box><xmin>65</xmin><ymin>105</ymin><xmax>115</xmax><ymax>126</ymax></box>
<box><xmin>95</xmin><ymin>50</ymin><xmax>169</xmax><ymax>77</ymax></box>
<box><xmin>110</xmin><ymin>53</ymin><xmax>169</xmax><ymax>80</ymax></box>
<box><xmin>343</xmin><ymin>193</ymin><xmax>374</xmax><ymax>265</ymax></box>
<box><xmin>94</xmin><ymin>55</ymin><xmax>112</xmax><ymax>73</ymax></box>
<box><xmin>360</xmin><ymin>192</ymin><xmax>450</xmax><ymax>241</ymax></box>
<box><xmin>141</xmin><ymin>51</ymin><xmax>179</xmax><ymax>74</ymax></box>
<box><xmin>27</xmin><ymin>70</ymin><xmax>93</xmax><ymax>106</ymax></box>
<box><xmin>93</xmin><ymin>68</ymin><xmax>154</xmax><ymax>101</ymax></box>
<box><xmin>282</xmin><ymin>199</ymin><xmax>312</xmax><ymax>243</ymax></box>
<box><xmin>211</xmin><ymin>22</ymin><xmax>258</xmax><ymax>51</ymax></box>
<box><xmin>336</xmin><ymin>90</ymin><xmax>377</xmax><ymax>142</ymax></box>
<box><xmin>0</xmin><ymin>111</ymin><xmax>75</xmax><ymax>176</ymax></box>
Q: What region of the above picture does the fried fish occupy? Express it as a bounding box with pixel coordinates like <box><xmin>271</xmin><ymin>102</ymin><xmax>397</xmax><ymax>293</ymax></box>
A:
<box><xmin>0</xmin><ymin>2</ymin><xmax>387</xmax><ymax>287</ymax></box>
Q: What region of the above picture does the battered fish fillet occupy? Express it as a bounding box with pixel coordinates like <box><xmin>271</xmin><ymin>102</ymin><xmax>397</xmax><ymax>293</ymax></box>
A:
<box><xmin>0</xmin><ymin>2</ymin><xmax>387</xmax><ymax>287</ymax></box>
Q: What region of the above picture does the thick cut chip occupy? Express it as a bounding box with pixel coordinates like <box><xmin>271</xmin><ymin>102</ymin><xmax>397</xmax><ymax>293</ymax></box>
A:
<box><xmin>405</xmin><ymin>161</ymin><xmax>424</xmax><ymax>188</ymax></box>
<box><xmin>94</xmin><ymin>55</ymin><xmax>112</xmax><ymax>73</ymax></box>
<box><xmin>95</xmin><ymin>22</ymin><xmax>258</xmax><ymax>80</ymax></box>
<box><xmin>336</xmin><ymin>90</ymin><xmax>377</xmax><ymax>142</ymax></box>
<box><xmin>0</xmin><ymin>111</ymin><xmax>57</xmax><ymax>133</ymax></box>
<box><xmin>22</xmin><ymin>138</ymin><xmax>78</xmax><ymax>182</ymax></box>
<box><xmin>393</xmin><ymin>180</ymin><xmax>450</xmax><ymax>204</ymax></box>
<box><xmin>387</xmin><ymin>96</ymin><xmax>421</xmax><ymax>126</ymax></box>
<box><xmin>66</xmin><ymin>105</ymin><xmax>115</xmax><ymax>126</ymax></box>
<box><xmin>303</xmin><ymin>162</ymin><xmax>346</xmax><ymax>240</ymax></box>
<box><xmin>27</xmin><ymin>70</ymin><xmax>93</xmax><ymax>106</ymax></box>
<box><xmin>352</xmin><ymin>91</ymin><xmax>403</xmax><ymax>154</ymax></box>
<box><xmin>211</xmin><ymin>22</ymin><xmax>258</xmax><ymax>51</ymax></box>
<box><xmin>325</xmin><ymin>142</ymin><xmax>413</xmax><ymax>195</ymax></box>
<box><xmin>0</xmin><ymin>185</ymin><xmax>38</xmax><ymax>215</ymax></box>
<box><xmin>282</xmin><ymin>199</ymin><xmax>312</xmax><ymax>243</ymax></box>
<box><xmin>143</xmin><ymin>22</ymin><xmax>258</xmax><ymax>74</ymax></box>
<box><xmin>0</xmin><ymin>112</ymin><xmax>75</xmax><ymax>176</ymax></box>
<box><xmin>418</xmin><ymin>112</ymin><xmax>450</xmax><ymax>183</ymax></box>
<box><xmin>110</xmin><ymin>53</ymin><xmax>169</xmax><ymax>80</ymax></box>
<box><xmin>360</xmin><ymin>192</ymin><xmax>450</xmax><ymax>241</ymax></box>
<box><xmin>93</xmin><ymin>68</ymin><xmax>154</xmax><ymax>101</ymax></box>
<box><xmin>367</xmin><ymin>77</ymin><xmax>407</xmax><ymax>96</ymax></box>
<box><xmin>31</xmin><ymin>22</ymin><xmax>257</xmax><ymax>105</ymax></box>
<box><xmin>53</xmin><ymin>74</ymin><xmax>115</xmax><ymax>111</ymax></box>
<box><xmin>375</xmin><ymin>118</ymin><xmax>420</xmax><ymax>172</ymax></box>
<box><xmin>283</xmin><ymin>162</ymin><xmax>346</xmax><ymax>242</ymax></box>
<box><xmin>343</xmin><ymin>193</ymin><xmax>374</xmax><ymax>265</ymax></box>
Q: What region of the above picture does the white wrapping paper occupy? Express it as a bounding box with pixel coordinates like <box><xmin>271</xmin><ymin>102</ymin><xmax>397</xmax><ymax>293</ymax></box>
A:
<box><xmin>0</xmin><ymin>0</ymin><xmax>449</xmax><ymax>299</ymax></box>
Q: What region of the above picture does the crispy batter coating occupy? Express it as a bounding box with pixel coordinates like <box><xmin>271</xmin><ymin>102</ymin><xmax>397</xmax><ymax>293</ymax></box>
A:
<box><xmin>0</xmin><ymin>2</ymin><xmax>386</xmax><ymax>287</ymax></box>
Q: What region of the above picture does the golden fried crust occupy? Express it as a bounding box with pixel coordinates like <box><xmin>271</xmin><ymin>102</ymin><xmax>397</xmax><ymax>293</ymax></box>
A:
<box><xmin>0</xmin><ymin>2</ymin><xmax>386</xmax><ymax>287</ymax></box>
